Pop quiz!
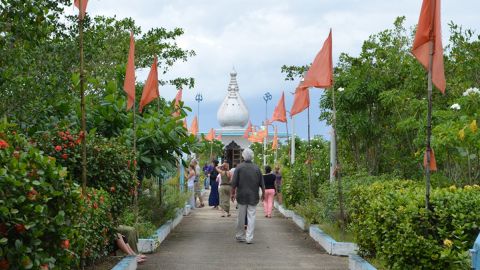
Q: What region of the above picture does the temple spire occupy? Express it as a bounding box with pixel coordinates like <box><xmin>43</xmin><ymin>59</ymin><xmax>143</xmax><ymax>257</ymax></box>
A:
<box><xmin>217</xmin><ymin>69</ymin><xmax>249</xmax><ymax>128</ymax></box>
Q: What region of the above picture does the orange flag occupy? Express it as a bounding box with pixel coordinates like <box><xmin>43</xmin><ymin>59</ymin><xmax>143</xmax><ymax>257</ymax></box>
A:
<box><xmin>183</xmin><ymin>118</ymin><xmax>187</xmax><ymax>129</ymax></box>
<box><xmin>271</xmin><ymin>127</ymin><xmax>278</xmax><ymax>150</ymax></box>
<box><xmin>205</xmin><ymin>128</ymin><xmax>215</xmax><ymax>141</ymax></box>
<box><xmin>190</xmin><ymin>116</ymin><xmax>198</xmax><ymax>136</ymax></box>
<box><xmin>257</xmin><ymin>128</ymin><xmax>267</xmax><ymax>140</ymax></box>
<box><xmin>290</xmin><ymin>87</ymin><xmax>310</xmax><ymax>117</ymax></box>
<box><xmin>74</xmin><ymin>0</ymin><xmax>88</xmax><ymax>19</ymax></box>
<box><xmin>139</xmin><ymin>56</ymin><xmax>159</xmax><ymax>112</ymax></box>
<box><xmin>423</xmin><ymin>147</ymin><xmax>437</xmax><ymax>171</ymax></box>
<box><xmin>172</xmin><ymin>89</ymin><xmax>183</xmax><ymax>117</ymax></box>
<box><xmin>271</xmin><ymin>92</ymin><xmax>287</xmax><ymax>123</ymax></box>
<box><xmin>412</xmin><ymin>0</ymin><xmax>446</xmax><ymax>93</ymax></box>
<box><xmin>301</xmin><ymin>29</ymin><xmax>333</xmax><ymax>89</ymax></box>
<box><xmin>124</xmin><ymin>32</ymin><xmax>135</xmax><ymax>111</ymax></box>
<box><xmin>216</xmin><ymin>133</ymin><xmax>222</xmax><ymax>141</ymax></box>
<box><xmin>243</xmin><ymin>121</ymin><xmax>252</xmax><ymax>138</ymax></box>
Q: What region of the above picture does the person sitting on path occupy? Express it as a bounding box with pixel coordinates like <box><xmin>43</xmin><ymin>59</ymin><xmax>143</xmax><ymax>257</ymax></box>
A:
<box><xmin>208</xmin><ymin>159</ymin><xmax>220</xmax><ymax>209</ymax></box>
<box><xmin>231</xmin><ymin>148</ymin><xmax>265</xmax><ymax>244</ymax></box>
<box><xmin>216</xmin><ymin>162</ymin><xmax>232</xmax><ymax>217</ymax></box>
<box><xmin>114</xmin><ymin>232</ymin><xmax>146</xmax><ymax>263</ymax></box>
<box><xmin>263</xmin><ymin>165</ymin><xmax>276</xmax><ymax>218</ymax></box>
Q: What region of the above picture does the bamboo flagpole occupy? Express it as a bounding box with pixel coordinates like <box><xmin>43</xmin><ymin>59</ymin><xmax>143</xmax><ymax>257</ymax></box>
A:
<box><xmin>77</xmin><ymin>0</ymin><xmax>88</xmax><ymax>194</ymax></box>
<box><xmin>330</xmin><ymin>84</ymin><xmax>346</xmax><ymax>227</ymax></box>
<box><xmin>411</xmin><ymin>0</ymin><xmax>446</xmax><ymax>210</ymax></box>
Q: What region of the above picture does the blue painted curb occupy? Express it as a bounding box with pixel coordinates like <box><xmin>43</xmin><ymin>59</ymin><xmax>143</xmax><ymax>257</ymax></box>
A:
<box><xmin>348</xmin><ymin>254</ymin><xmax>377</xmax><ymax>270</ymax></box>
<box><xmin>111</xmin><ymin>255</ymin><xmax>137</xmax><ymax>270</ymax></box>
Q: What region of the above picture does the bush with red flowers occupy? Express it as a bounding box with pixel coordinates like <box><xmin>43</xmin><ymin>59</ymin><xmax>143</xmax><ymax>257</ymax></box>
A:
<box><xmin>0</xmin><ymin>127</ymin><xmax>82</xmax><ymax>269</ymax></box>
<box><xmin>35</xmin><ymin>129</ymin><xmax>135</xmax><ymax>222</ymax></box>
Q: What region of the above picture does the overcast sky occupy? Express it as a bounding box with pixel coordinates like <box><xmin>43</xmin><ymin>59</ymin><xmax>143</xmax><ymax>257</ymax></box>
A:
<box><xmin>78</xmin><ymin>0</ymin><xmax>478</xmax><ymax>139</ymax></box>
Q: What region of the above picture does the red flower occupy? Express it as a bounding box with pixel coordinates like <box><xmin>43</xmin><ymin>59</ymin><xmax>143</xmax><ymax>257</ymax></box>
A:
<box><xmin>93</xmin><ymin>202</ymin><xmax>98</xmax><ymax>209</ymax></box>
<box><xmin>58</xmin><ymin>131</ymin><xmax>65</xmax><ymax>137</ymax></box>
<box><xmin>62</xmin><ymin>136</ymin><xmax>68</xmax><ymax>141</ymax></box>
<box><xmin>61</xmin><ymin>154</ymin><xmax>68</xmax><ymax>160</ymax></box>
<box><xmin>40</xmin><ymin>264</ymin><xmax>49</xmax><ymax>270</ymax></box>
<box><xmin>54</xmin><ymin>145</ymin><xmax>62</xmax><ymax>152</ymax></box>
<box><xmin>14</xmin><ymin>224</ymin><xmax>26</xmax><ymax>233</ymax></box>
<box><xmin>65</xmin><ymin>130</ymin><xmax>70</xmax><ymax>135</ymax></box>
<box><xmin>0</xmin><ymin>140</ymin><xmax>9</xmax><ymax>149</ymax></box>
<box><xmin>0</xmin><ymin>258</ymin><xmax>9</xmax><ymax>270</ymax></box>
<box><xmin>27</xmin><ymin>188</ymin><xmax>38</xmax><ymax>201</ymax></box>
<box><xmin>60</xmin><ymin>239</ymin><xmax>70</xmax><ymax>249</ymax></box>
<box><xmin>110</xmin><ymin>186</ymin><xmax>116</xmax><ymax>193</ymax></box>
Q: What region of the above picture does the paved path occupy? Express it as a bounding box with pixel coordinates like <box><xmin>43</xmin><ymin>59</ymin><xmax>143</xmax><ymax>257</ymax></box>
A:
<box><xmin>138</xmin><ymin>193</ymin><xmax>348</xmax><ymax>270</ymax></box>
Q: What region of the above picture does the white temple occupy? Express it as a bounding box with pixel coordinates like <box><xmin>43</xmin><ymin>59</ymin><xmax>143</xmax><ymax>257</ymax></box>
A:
<box><xmin>203</xmin><ymin>68</ymin><xmax>287</xmax><ymax>166</ymax></box>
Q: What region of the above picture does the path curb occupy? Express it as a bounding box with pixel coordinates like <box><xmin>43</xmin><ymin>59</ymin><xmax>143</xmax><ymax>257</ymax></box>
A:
<box><xmin>111</xmin><ymin>255</ymin><xmax>137</xmax><ymax>270</ymax></box>
<box><xmin>309</xmin><ymin>225</ymin><xmax>358</xmax><ymax>256</ymax></box>
<box><xmin>348</xmin><ymin>254</ymin><xmax>377</xmax><ymax>270</ymax></box>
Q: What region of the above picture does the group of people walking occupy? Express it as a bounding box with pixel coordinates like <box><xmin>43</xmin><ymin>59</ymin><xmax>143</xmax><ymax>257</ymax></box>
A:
<box><xmin>190</xmin><ymin>148</ymin><xmax>282</xmax><ymax>244</ymax></box>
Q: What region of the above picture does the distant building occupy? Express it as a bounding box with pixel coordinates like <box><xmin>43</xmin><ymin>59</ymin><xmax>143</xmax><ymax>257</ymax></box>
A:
<box><xmin>202</xmin><ymin>68</ymin><xmax>287</xmax><ymax>167</ymax></box>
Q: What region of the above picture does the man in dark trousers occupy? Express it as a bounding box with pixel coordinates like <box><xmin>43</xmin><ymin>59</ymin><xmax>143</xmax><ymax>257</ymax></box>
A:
<box><xmin>231</xmin><ymin>148</ymin><xmax>265</xmax><ymax>244</ymax></box>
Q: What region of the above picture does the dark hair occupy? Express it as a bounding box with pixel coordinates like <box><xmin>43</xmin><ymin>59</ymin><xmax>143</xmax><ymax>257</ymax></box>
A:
<box><xmin>264</xmin><ymin>165</ymin><xmax>272</xmax><ymax>173</ymax></box>
<box><xmin>212</xmin><ymin>160</ymin><xmax>219</xmax><ymax>166</ymax></box>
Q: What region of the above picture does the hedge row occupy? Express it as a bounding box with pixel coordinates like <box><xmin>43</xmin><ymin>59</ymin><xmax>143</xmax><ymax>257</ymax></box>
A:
<box><xmin>291</xmin><ymin>173</ymin><xmax>480</xmax><ymax>269</ymax></box>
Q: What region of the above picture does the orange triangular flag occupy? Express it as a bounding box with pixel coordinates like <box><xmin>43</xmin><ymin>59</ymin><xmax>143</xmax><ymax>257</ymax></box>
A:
<box><xmin>290</xmin><ymin>86</ymin><xmax>310</xmax><ymax>117</ymax></box>
<box><xmin>172</xmin><ymin>89</ymin><xmax>183</xmax><ymax>117</ymax></box>
<box><xmin>243</xmin><ymin>121</ymin><xmax>252</xmax><ymax>138</ymax></box>
<box><xmin>301</xmin><ymin>29</ymin><xmax>333</xmax><ymax>89</ymax></box>
<box><xmin>183</xmin><ymin>118</ymin><xmax>187</xmax><ymax>129</ymax></box>
<box><xmin>271</xmin><ymin>92</ymin><xmax>287</xmax><ymax>123</ymax></box>
<box><xmin>271</xmin><ymin>127</ymin><xmax>278</xmax><ymax>150</ymax></box>
<box><xmin>139</xmin><ymin>56</ymin><xmax>159</xmax><ymax>112</ymax></box>
<box><xmin>257</xmin><ymin>128</ymin><xmax>267</xmax><ymax>140</ymax></box>
<box><xmin>124</xmin><ymin>32</ymin><xmax>135</xmax><ymax>111</ymax></box>
<box><xmin>412</xmin><ymin>0</ymin><xmax>446</xmax><ymax>93</ymax></box>
<box><xmin>74</xmin><ymin>0</ymin><xmax>88</xmax><ymax>19</ymax></box>
<box><xmin>423</xmin><ymin>147</ymin><xmax>437</xmax><ymax>171</ymax></box>
<box><xmin>205</xmin><ymin>128</ymin><xmax>215</xmax><ymax>141</ymax></box>
<box><xmin>190</xmin><ymin>116</ymin><xmax>198</xmax><ymax>136</ymax></box>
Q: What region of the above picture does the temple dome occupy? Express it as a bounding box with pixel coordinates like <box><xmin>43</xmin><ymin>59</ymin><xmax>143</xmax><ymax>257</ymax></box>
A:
<box><xmin>217</xmin><ymin>68</ymin><xmax>249</xmax><ymax>129</ymax></box>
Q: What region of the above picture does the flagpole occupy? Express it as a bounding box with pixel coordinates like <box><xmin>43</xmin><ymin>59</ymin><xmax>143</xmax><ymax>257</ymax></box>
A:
<box><xmin>307</xmin><ymin>103</ymin><xmax>312</xmax><ymax>201</ymax></box>
<box><xmin>291</xmin><ymin>115</ymin><xmax>295</xmax><ymax>165</ymax></box>
<box><xmin>78</xmin><ymin>0</ymin><xmax>87</xmax><ymax>194</ymax></box>
<box><xmin>425</xmin><ymin>40</ymin><xmax>434</xmax><ymax>211</ymax></box>
<box><xmin>133</xmin><ymin>92</ymin><xmax>139</xmax><ymax>222</ymax></box>
<box><xmin>331</xmin><ymin>84</ymin><xmax>346</xmax><ymax>227</ymax></box>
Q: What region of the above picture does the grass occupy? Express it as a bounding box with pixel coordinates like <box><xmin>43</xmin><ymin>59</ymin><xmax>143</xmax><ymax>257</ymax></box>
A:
<box><xmin>318</xmin><ymin>223</ymin><xmax>355</xmax><ymax>243</ymax></box>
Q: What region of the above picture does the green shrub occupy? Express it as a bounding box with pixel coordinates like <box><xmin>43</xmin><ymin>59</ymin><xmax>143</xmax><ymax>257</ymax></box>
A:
<box><xmin>349</xmin><ymin>180</ymin><xmax>479</xmax><ymax>269</ymax></box>
<box><xmin>0</xmin><ymin>128</ymin><xmax>81</xmax><ymax>269</ymax></box>
<box><xmin>74</xmin><ymin>188</ymin><xmax>114</xmax><ymax>264</ymax></box>
<box><xmin>35</xmin><ymin>130</ymin><xmax>136</xmax><ymax>222</ymax></box>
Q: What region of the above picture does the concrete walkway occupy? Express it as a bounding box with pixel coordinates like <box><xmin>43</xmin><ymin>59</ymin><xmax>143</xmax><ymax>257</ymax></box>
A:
<box><xmin>138</xmin><ymin>194</ymin><xmax>348</xmax><ymax>270</ymax></box>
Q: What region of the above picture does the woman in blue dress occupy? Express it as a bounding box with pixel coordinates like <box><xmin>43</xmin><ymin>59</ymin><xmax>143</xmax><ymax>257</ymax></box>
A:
<box><xmin>208</xmin><ymin>160</ymin><xmax>220</xmax><ymax>208</ymax></box>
